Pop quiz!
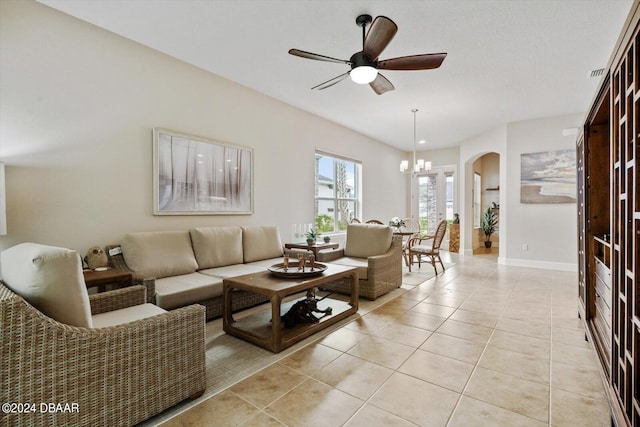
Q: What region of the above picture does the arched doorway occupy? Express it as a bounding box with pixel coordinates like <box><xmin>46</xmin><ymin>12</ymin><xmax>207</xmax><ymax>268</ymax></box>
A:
<box><xmin>462</xmin><ymin>151</ymin><xmax>501</xmax><ymax>259</ymax></box>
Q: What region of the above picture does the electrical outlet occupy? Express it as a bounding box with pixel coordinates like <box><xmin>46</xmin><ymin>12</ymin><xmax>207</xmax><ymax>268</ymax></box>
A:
<box><xmin>522</xmin><ymin>243</ymin><xmax>528</xmax><ymax>251</ymax></box>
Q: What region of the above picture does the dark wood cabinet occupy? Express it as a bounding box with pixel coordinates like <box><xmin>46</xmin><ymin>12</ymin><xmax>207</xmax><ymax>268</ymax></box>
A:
<box><xmin>579</xmin><ymin>4</ymin><xmax>640</xmax><ymax>425</ymax></box>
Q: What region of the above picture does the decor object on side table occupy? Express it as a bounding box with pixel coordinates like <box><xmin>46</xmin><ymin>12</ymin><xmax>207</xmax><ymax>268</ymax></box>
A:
<box><xmin>481</xmin><ymin>207</ymin><xmax>499</xmax><ymax>248</ymax></box>
<box><xmin>389</xmin><ymin>217</ymin><xmax>406</xmax><ymax>231</ymax></box>
<box><xmin>84</xmin><ymin>246</ymin><xmax>108</xmax><ymax>270</ymax></box>
<box><xmin>305</xmin><ymin>228</ymin><xmax>318</xmax><ymax>244</ymax></box>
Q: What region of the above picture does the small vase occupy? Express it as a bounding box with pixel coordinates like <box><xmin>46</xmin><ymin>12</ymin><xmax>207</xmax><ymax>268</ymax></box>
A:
<box><xmin>306</xmin><ymin>238</ymin><xmax>315</xmax><ymax>245</ymax></box>
<box><xmin>484</xmin><ymin>241</ymin><xmax>492</xmax><ymax>248</ymax></box>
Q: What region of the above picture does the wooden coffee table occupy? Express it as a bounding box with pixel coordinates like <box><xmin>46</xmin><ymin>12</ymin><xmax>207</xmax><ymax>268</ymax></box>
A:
<box><xmin>223</xmin><ymin>264</ymin><xmax>358</xmax><ymax>353</ymax></box>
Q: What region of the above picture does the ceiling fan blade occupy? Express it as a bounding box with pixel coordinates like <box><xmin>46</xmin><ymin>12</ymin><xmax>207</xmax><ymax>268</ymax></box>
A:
<box><xmin>378</xmin><ymin>53</ymin><xmax>447</xmax><ymax>70</ymax></box>
<box><xmin>369</xmin><ymin>73</ymin><xmax>394</xmax><ymax>95</ymax></box>
<box><xmin>362</xmin><ymin>16</ymin><xmax>398</xmax><ymax>60</ymax></box>
<box><xmin>288</xmin><ymin>49</ymin><xmax>350</xmax><ymax>65</ymax></box>
<box><xmin>311</xmin><ymin>72</ymin><xmax>350</xmax><ymax>90</ymax></box>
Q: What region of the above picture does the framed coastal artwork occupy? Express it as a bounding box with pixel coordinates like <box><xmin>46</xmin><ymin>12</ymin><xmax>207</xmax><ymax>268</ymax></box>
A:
<box><xmin>520</xmin><ymin>149</ymin><xmax>576</xmax><ymax>204</ymax></box>
<box><xmin>153</xmin><ymin>128</ymin><xmax>253</xmax><ymax>215</ymax></box>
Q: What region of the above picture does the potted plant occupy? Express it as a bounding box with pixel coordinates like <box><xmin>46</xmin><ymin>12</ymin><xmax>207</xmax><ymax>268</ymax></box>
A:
<box><xmin>323</xmin><ymin>235</ymin><xmax>331</xmax><ymax>243</ymax></box>
<box><xmin>305</xmin><ymin>228</ymin><xmax>318</xmax><ymax>245</ymax></box>
<box><xmin>481</xmin><ymin>207</ymin><xmax>498</xmax><ymax>248</ymax></box>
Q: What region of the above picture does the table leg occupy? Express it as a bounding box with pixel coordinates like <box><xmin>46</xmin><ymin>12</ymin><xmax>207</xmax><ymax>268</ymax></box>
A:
<box><xmin>270</xmin><ymin>295</ymin><xmax>283</xmax><ymax>352</ymax></box>
<box><xmin>223</xmin><ymin>284</ymin><xmax>235</xmax><ymax>328</ymax></box>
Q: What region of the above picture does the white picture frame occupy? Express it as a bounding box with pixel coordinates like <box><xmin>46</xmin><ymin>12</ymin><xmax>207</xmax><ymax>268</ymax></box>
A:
<box><xmin>153</xmin><ymin>128</ymin><xmax>253</xmax><ymax>215</ymax></box>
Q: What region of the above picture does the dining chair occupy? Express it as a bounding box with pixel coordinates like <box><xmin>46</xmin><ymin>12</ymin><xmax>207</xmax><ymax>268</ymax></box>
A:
<box><xmin>407</xmin><ymin>219</ymin><xmax>448</xmax><ymax>274</ymax></box>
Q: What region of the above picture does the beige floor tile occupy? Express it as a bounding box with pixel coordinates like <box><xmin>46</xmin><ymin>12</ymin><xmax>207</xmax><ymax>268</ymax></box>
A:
<box><xmin>551</xmin><ymin>341</ymin><xmax>600</xmax><ymax>366</ymax></box>
<box><xmin>465</xmin><ymin>366</ymin><xmax>549</xmax><ymax>422</ymax></box>
<box><xmin>344</xmin><ymin>314</ymin><xmax>393</xmax><ymax>335</ymax></box>
<box><xmin>448</xmin><ymin>395</ymin><xmax>547</xmax><ymax>427</ymax></box>
<box><xmin>347</xmin><ymin>336</ymin><xmax>415</xmax><ymax>369</ymax></box>
<box><xmin>489</xmin><ymin>329</ymin><xmax>551</xmax><ymax>358</ymax></box>
<box><xmin>369</xmin><ymin>372</ymin><xmax>460</xmax><ymax>426</ymax></box>
<box><xmin>279</xmin><ymin>343</ymin><xmax>343</xmax><ymax>375</ymax></box>
<box><xmin>158</xmin><ymin>255</ymin><xmax>613</xmax><ymax>427</ymax></box>
<box><xmin>551</xmin><ymin>359</ymin><xmax>606</xmax><ymax>400</ymax></box>
<box><xmin>420</xmin><ymin>332</ymin><xmax>486</xmax><ymax>364</ymax></box>
<box><xmin>494</xmin><ymin>316</ymin><xmax>551</xmax><ymax>340</ymax></box>
<box><xmin>344</xmin><ymin>403</ymin><xmax>416</xmax><ymax>427</ymax></box>
<box><xmin>399</xmin><ymin>349</ymin><xmax>474</xmax><ymax>392</ymax></box>
<box><xmin>478</xmin><ymin>345</ymin><xmax>550</xmax><ymax>384</ymax></box>
<box><xmin>423</xmin><ymin>293</ymin><xmax>469</xmax><ymax>308</ymax></box>
<box><xmin>265</xmin><ymin>378</ymin><xmax>363</xmax><ymax>427</ymax></box>
<box><xmin>240</xmin><ymin>411</ymin><xmax>286</xmax><ymax>426</ymax></box>
<box><xmin>550</xmin><ymin>387</ymin><xmax>612</xmax><ymax>427</ymax></box>
<box><xmin>449</xmin><ymin>308</ymin><xmax>500</xmax><ymax>328</ymax></box>
<box><xmin>410</xmin><ymin>301</ymin><xmax>456</xmax><ymax>318</ymax></box>
<box><xmin>397</xmin><ymin>310</ymin><xmax>447</xmax><ymax>331</ymax></box>
<box><xmin>318</xmin><ymin>326</ymin><xmax>369</xmax><ymax>352</ymax></box>
<box><xmin>312</xmin><ymin>353</ymin><xmax>394</xmax><ymax>400</ymax></box>
<box><xmin>162</xmin><ymin>390</ymin><xmax>259</xmax><ymax>427</ymax></box>
<box><xmin>229</xmin><ymin>363</ymin><xmax>307</xmax><ymax>409</ymax></box>
<box><xmin>552</xmin><ymin>326</ymin><xmax>591</xmax><ymax>348</ymax></box>
<box><xmin>371</xmin><ymin>321</ymin><xmax>432</xmax><ymax>347</ymax></box>
<box><xmin>436</xmin><ymin>318</ymin><xmax>493</xmax><ymax>343</ymax></box>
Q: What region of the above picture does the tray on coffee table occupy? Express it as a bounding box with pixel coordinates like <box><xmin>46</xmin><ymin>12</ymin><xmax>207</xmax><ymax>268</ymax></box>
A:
<box><xmin>268</xmin><ymin>262</ymin><xmax>327</xmax><ymax>278</ymax></box>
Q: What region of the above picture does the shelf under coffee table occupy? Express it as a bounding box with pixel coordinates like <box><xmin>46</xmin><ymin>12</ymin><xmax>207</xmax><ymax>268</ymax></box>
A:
<box><xmin>223</xmin><ymin>264</ymin><xmax>359</xmax><ymax>353</ymax></box>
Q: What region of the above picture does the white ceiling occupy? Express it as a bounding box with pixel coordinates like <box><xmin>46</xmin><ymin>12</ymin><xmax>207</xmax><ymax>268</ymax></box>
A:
<box><xmin>38</xmin><ymin>0</ymin><xmax>633</xmax><ymax>151</ymax></box>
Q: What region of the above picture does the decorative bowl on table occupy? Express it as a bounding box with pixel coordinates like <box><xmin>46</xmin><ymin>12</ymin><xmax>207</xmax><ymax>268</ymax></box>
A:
<box><xmin>268</xmin><ymin>262</ymin><xmax>327</xmax><ymax>278</ymax></box>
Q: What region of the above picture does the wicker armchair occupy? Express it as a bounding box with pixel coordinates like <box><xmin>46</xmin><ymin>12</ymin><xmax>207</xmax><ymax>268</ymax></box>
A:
<box><xmin>0</xmin><ymin>243</ymin><xmax>206</xmax><ymax>427</ymax></box>
<box><xmin>317</xmin><ymin>224</ymin><xmax>402</xmax><ymax>300</ymax></box>
<box><xmin>407</xmin><ymin>219</ymin><xmax>448</xmax><ymax>274</ymax></box>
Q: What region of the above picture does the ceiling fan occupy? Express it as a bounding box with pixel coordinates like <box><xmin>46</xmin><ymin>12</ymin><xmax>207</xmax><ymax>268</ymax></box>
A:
<box><xmin>288</xmin><ymin>14</ymin><xmax>447</xmax><ymax>95</ymax></box>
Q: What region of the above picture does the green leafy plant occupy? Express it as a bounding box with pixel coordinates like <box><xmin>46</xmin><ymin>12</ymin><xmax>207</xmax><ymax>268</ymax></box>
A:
<box><xmin>481</xmin><ymin>207</ymin><xmax>499</xmax><ymax>243</ymax></box>
<box><xmin>306</xmin><ymin>228</ymin><xmax>319</xmax><ymax>242</ymax></box>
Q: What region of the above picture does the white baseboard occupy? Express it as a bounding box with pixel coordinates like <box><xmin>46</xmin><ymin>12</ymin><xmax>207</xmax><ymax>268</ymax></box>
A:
<box><xmin>498</xmin><ymin>257</ymin><xmax>577</xmax><ymax>272</ymax></box>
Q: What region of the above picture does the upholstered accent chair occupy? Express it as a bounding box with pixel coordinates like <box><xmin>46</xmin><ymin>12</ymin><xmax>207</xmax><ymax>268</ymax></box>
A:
<box><xmin>0</xmin><ymin>243</ymin><xmax>206</xmax><ymax>427</ymax></box>
<box><xmin>317</xmin><ymin>223</ymin><xmax>403</xmax><ymax>299</ymax></box>
<box><xmin>407</xmin><ymin>219</ymin><xmax>448</xmax><ymax>274</ymax></box>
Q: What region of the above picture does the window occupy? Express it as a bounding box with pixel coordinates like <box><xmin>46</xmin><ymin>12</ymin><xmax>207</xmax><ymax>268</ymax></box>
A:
<box><xmin>474</xmin><ymin>172</ymin><xmax>481</xmax><ymax>228</ymax></box>
<box><xmin>315</xmin><ymin>152</ymin><xmax>361</xmax><ymax>233</ymax></box>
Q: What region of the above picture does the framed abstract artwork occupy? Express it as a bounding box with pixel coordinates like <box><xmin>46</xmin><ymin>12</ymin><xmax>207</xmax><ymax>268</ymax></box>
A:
<box><xmin>153</xmin><ymin>128</ymin><xmax>253</xmax><ymax>215</ymax></box>
<box><xmin>520</xmin><ymin>149</ymin><xmax>576</xmax><ymax>204</ymax></box>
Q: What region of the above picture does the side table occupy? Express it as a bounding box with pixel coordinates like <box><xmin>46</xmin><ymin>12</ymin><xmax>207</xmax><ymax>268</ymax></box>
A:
<box><xmin>284</xmin><ymin>242</ymin><xmax>339</xmax><ymax>258</ymax></box>
<box><xmin>83</xmin><ymin>268</ymin><xmax>133</xmax><ymax>293</ymax></box>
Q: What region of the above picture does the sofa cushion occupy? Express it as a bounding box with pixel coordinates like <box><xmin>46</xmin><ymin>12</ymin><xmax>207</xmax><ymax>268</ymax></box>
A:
<box><xmin>199</xmin><ymin>264</ymin><xmax>264</xmax><ymax>278</ymax></box>
<box><xmin>0</xmin><ymin>243</ymin><xmax>93</xmax><ymax>328</ymax></box>
<box><xmin>92</xmin><ymin>303</ymin><xmax>166</xmax><ymax>328</ymax></box>
<box><xmin>344</xmin><ymin>224</ymin><xmax>393</xmax><ymax>258</ymax></box>
<box><xmin>154</xmin><ymin>272</ymin><xmax>223</xmax><ymax>310</ymax></box>
<box><xmin>241</xmin><ymin>226</ymin><xmax>283</xmax><ymax>263</ymax></box>
<box><xmin>122</xmin><ymin>231</ymin><xmax>198</xmax><ymax>279</ymax></box>
<box><xmin>190</xmin><ymin>227</ymin><xmax>244</xmax><ymax>269</ymax></box>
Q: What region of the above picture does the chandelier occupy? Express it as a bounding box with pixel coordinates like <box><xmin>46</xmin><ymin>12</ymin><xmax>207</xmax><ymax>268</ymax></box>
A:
<box><xmin>400</xmin><ymin>109</ymin><xmax>431</xmax><ymax>174</ymax></box>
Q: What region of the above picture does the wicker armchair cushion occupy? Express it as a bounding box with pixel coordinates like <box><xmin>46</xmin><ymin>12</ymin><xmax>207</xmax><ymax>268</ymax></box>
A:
<box><xmin>0</xmin><ymin>242</ymin><xmax>93</xmax><ymax>328</ymax></box>
<box><xmin>92</xmin><ymin>303</ymin><xmax>166</xmax><ymax>328</ymax></box>
<box><xmin>344</xmin><ymin>224</ymin><xmax>393</xmax><ymax>258</ymax></box>
<box><xmin>241</xmin><ymin>226</ymin><xmax>283</xmax><ymax>263</ymax></box>
<box><xmin>190</xmin><ymin>226</ymin><xmax>243</xmax><ymax>269</ymax></box>
<box><xmin>122</xmin><ymin>230</ymin><xmax>198</xmax><ymax>279</ymax></box>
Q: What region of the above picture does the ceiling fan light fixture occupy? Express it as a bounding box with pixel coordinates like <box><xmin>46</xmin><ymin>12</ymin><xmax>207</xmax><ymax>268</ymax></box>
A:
<box><xmin>350</xmin><ymin>66</ymin><xmax>378</xmax><ymax>84</ymax></box>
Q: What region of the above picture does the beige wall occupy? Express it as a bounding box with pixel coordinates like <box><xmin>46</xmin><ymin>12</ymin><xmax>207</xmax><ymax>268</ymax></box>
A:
<box><xmin>0</xmin><ymin>1</ymin><xmax>407</xmax><ymax>271</ymax></box>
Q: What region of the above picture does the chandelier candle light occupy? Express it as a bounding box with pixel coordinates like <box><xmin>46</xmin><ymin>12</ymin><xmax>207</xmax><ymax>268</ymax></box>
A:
<box><xmin>400</xmin><ymin>109</ymin><xmax>431</xmax><ymax>174</ymax></box>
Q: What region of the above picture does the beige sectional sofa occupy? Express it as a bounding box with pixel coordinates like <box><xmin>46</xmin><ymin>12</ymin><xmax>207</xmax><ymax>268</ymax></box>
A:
<box><xmin>108</xmin><ymin>225</ymin><xmax>285</xmax><ymax>320</ymax></box>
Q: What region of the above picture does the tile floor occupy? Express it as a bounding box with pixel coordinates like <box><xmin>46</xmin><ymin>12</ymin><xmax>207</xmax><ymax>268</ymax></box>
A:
<box><xmin>161</xmin><ymin>253</ymin><xmax>611</xmax><ymax>427</ymax></box>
